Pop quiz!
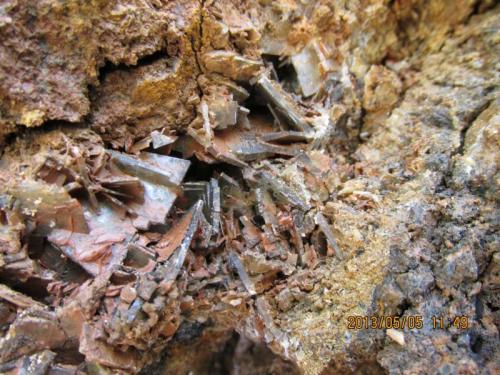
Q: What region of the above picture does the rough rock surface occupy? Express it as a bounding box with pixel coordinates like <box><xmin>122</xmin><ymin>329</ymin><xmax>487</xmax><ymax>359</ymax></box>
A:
<box><xmin>0</xmin><ymin>1</ymin><xmax>498</xmax><ymax>374</ymax></box>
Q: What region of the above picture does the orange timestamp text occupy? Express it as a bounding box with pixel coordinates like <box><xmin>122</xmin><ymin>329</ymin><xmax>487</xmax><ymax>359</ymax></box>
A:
<box><xmin>347</xmin><ymin>315</ymin><xmax>470</xmax><ymax>330</ymax></box>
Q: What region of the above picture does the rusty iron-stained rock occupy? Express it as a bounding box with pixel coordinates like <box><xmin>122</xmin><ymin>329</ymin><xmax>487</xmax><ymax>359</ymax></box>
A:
<box><xmin>0</xmin><ymin>0</ymin><xmax>201</xmax><ymax>142</ymax></box>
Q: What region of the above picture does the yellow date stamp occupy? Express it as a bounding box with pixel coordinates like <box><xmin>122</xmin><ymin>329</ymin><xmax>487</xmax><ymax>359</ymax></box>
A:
<box><xmin>347</xmin><ymin>315</ymin><xmax>469</xmax><ymax>330</ymax></box>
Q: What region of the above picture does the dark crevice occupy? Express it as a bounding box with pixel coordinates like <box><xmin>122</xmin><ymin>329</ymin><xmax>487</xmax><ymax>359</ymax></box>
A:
<box><xmin>0</xmin><ymin>129</ymin><xmax>21</xmax><ymax>157</ymax></box>
<box><xmin>242</xmin><ymin>93</ymin><xmax>275</xmax><ymax>118</ymax></box>
<box><xmin>86</xmin><ymin>48</ymin><xmax>171</xmax><ymax>117</ymax></box>
<box><xmin>455</xmin><ymin>99</ymin><xmax>492</xmax><ymax>157</ymax></box>
<box><xmin>96</xmin><ymin>49</ymin><xmax>170</xmax><ymax>81</ymax></box>
<box><xmin>262</xmin><ymin>54</ymin><xmax>299</xmax><ymax>94</ymax></box>
<box><xmin>1</xmin><ymin>120</ymin><xmax>90</xmax><ymax>156</ymax></box>
<box><xmin>470</xmin><ymin>0</ymin><xmax>484</xmax><ymax>20</ymax></box>
<box><xmin>184</xmin><ymin>158</ymin><xmax>242</xmax><ymax>183</ymax></box>
<box><xmin>356</xmin><ymin>107</ymin><xmax>367</xmax><ymax>144</ymax></box>
<box><xmin>139</xmin><ymin>321</ymin><xmax>212</xmax><ymax>375</ymax></box>
<box><xmin>471</xmin><ymin>334</ymin><xmax>483</xmax><ymax>354</ymax></box>
<box><xmin>190</xmin><ymin>0</ymin><xmax>206</xmax><ymax>93</ymax></box>
<box><xmin>0</xmin><ymin>275</ymin><xmax>50</xmax><ymax>302</ymax></box>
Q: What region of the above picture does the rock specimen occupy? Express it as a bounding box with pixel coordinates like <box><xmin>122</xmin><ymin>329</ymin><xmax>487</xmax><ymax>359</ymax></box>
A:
<box><xmin>0</xmin><ymin>1</ymin><xmax>498</xmax><ymax>374</ymax></box>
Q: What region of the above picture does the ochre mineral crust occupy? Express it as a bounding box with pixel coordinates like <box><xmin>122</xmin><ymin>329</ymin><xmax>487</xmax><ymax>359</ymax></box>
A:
<box><xmin>0</xmin><ymin>1</ymin><xmax>498</xmax><ymax>374</ymax></box>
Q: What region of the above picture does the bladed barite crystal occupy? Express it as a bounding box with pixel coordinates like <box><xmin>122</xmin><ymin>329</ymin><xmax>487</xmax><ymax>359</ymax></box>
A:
<box><xmin>255</xmin><ymin>75</ymin><xmax>312</xmax><ymax>133</ymax></box>
<box><xmin>0</xmin><ymin>1</ymin><xmax>498</xmax><ymax>374</ymax></box>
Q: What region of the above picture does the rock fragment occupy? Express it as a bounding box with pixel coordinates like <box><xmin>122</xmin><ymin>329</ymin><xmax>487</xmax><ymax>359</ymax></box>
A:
<box><xmin>314</xmin><ymin>212</ymin><xmax>343</xmax><ymax>260</ymax></box>
<box><xmin>203</xmin><ymin>51</ymin><xmax>263</xmax><ymax>81</ymax></box>
<box><xmin>386</xmin><ymin>329</ymin><xmax>405</xmax><ymax>346</ymax></box>
<box><xmin>291</xmin><ymin>42</ymin><xmax>324</xmax><ymax>97</ymax></box>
